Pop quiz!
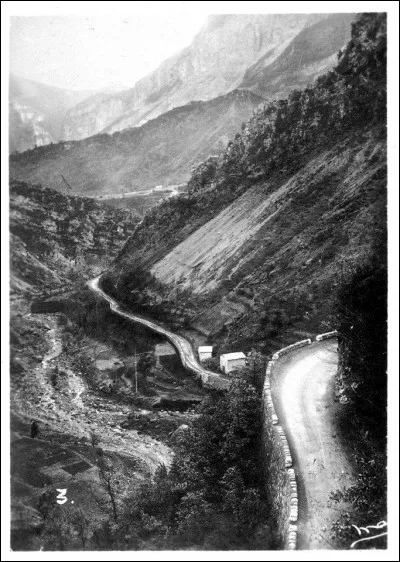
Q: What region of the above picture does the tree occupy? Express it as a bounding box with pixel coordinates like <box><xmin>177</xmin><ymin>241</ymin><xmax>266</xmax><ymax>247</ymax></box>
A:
<box><xmin>138</xmin><ymin>352</ymin><xmax>156</xmax><ymax>380</ymax></box>
<box><xmin>176</xmin><ymin>491</ymin><xmax>215</xmax><ymax>545</ymax></box>
<box><xmin>220</xmin><ymin>466</ymin><xmax>264</xmax><ymax>539</ymax></box>
<box><xmin>187</xmin><ymin>156</ymin><xmax>219</xmax><ymax>195</ymax></box>
<box><xmin>30</xmin><ymin>420</ymin><xmax>39</xmax><ymax>439</ymax></box>
<box><xmin>37</xmin><ymin>489</ymin><xmax>91</xmax><ymax>551</ymax></box>
<box><xmin>97</xmin><ymin>368</ymin><xmax>271</xmax><ymax>550</ymax></box>
<box><xmin>246</xmin><ymin>349</ymin><xmax>265</xmax><ymax>390</ymax></box>
<box><xmin>90</xmin><ymin>432</ymin><xmax>119</xmax><ymax>521</ymax></box>
<box><xmin>335</xmin><ymin>260</ymin><xmax>387</xmax><ymax>434</ymax></box>
<box><xmin>202</xmin><ymin>356</ymin><xmax>220</xmax><ymax>372</ymax></box>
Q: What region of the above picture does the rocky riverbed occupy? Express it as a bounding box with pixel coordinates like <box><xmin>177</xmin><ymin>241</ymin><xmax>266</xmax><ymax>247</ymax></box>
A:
<box><xmin>10</xmin><ymin>303</ymin><xmax>205</xmax><ymax>548</ymax></box>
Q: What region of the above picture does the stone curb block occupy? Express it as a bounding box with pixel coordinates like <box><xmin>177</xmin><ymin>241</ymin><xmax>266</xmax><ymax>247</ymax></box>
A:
<box><xmin>315</xmin><ymin>330</ymin><xmax>338</xmax><ymax>341</ymax></box>
<box><xmin>287</xmin><ymin>525</ymin><xmax>298</xmax><ymax>549</ymax></box>
<box><xmin>271</xmin><ymin>338</ymin><xmax>312</xmax><ymax>360</ymax></box>
<box><xmin>264</xmin><ymin>370</ymin><xmax>279</xmax><ymax>428</ymax></box>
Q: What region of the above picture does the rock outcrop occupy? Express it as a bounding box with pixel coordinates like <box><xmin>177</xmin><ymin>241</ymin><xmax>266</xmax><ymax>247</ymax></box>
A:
<box><xmin>9</xmin><ymin>75</ymin><xmax>96</xmax><ymax>152</ymax></box>
<box><xmin>62</xmin><ymin>14</ymin><xmax>349</xmax><ymax>140</ymax></box>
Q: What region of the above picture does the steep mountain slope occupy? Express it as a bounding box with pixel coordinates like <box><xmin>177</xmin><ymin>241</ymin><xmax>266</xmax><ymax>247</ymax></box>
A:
<box><xmin>8</xmin><ymin>181</ymin><xmax>172</xmax><ymax>552</ymax></box>
<box><xmin>102</xmin><ymin>13</ymin><xmax>386</xmax><ymax>353</ymax></box>
<box><xmin>151</xmin><ymin>134</ymin><xmax>385</xmax><ymax>294</ymax></box>
<box><xmin>9</xmin><ymin>180</ymin><xmax>139</xmax><ymax>295</ymax></box>
<box><xmin>151</xmin><ymin>132</ymin><xmax>386</xmax><ymax>340</ymax></box>
<box><xmin>61</xmin><ymin>14</ymin><xmax>343</xmax><ymax>140</ymax></box>
<box><xmin>10</xmin><ymin>89</ymin><xmax>264</xmax><ymax>195</ymax></box>
<box><xmin>107</xmin><ymin>129</ymin><xmax>386</xmax><ymax>349</ymax></box>
<box><xmin>240</xmin><ymin>13</ymin><xmax>354</xmax><ymax>98</ymax></box>
<box><xmin>9</xmin><ymin>75</ymin><xmax>96</xmax><ymax>153</ymax></box>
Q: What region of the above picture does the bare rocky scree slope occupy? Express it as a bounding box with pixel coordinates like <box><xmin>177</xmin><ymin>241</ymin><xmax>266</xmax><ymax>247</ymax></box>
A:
<box><xmin>110</xmin><ymin>131</ymin><xmax>386</xmax><ymax>351</ymax></box>
<box><xmin>104</xmin><ymin>13</ymin><xmax>386</xmax><ymax>353</ymax></box>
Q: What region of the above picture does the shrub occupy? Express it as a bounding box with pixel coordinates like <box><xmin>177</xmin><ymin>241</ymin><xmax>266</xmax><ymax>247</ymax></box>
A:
<box><xmin>121</xmin><ymin>368</ymin><xmax>273</xmax><ymax>549</ymax></box>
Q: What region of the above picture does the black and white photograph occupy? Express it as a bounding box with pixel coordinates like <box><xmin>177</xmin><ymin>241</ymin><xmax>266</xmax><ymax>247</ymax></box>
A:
<box><xmin>2</xmin><ymin>1</ymin><xmax>398</xmax><ymax>557</ymax></box>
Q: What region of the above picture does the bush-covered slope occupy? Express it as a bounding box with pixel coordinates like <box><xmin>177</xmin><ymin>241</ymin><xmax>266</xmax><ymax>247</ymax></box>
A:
<box><xmin>10</xmin><ymin>90</ymin><xmax>263</xmax><ymax>196</ymax></box>
<box><xmin>335</xmin><ymin>244</ymin><xmax>387</xmax><ymax>435</ymax></box>
<box><xmin>104</xmin><ymin>13</ymin><xmax>386</xmax><ymax>352</ymax></box>
<box><xmin>9</xmin><ymin>180</ymin><xmax>139</xmax><ymax>295</ymax></box>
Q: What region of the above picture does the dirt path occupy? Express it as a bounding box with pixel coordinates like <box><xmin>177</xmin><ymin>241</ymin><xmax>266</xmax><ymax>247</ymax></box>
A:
<box><xmin>41</xmin><ymin>326</ymin><xmax>63</xmax><ymax>369</ymax></box>
<box><xmin>274</xmin><ymin>340</ymin><xmax>355</xmax><ymax>549</ymax></box>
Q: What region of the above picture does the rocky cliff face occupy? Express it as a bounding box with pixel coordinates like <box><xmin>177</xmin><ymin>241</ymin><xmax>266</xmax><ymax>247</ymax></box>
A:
<box><xmin>62</xmin><ymin>14</ymin><xmax>337</xmax><ymax>140</ymax></box>
<box><xmin>10</xmin><ymin>89</ymin><xmax>264</xmax><ymax>195</ymax></box>
<box><xmin>240</xmin><ymin>13</ymin><xmax>354</xmax><ymax>98</ymax></box>
<box><xmin>9</xmin><ymin>75</ymin><xmax>97</xmax><ymax>153</ymax></box>
<box><xmin>9</xmin><ymin>101</ymin><xmax>55</xmax><ymax>153</ymax></box>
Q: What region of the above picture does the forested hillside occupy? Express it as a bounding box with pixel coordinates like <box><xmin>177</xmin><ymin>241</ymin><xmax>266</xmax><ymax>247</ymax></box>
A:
<box><xmin>10</xmin><ymin>90</ymin><xmax>263</xmax><ymax>195</ymax></box>
<box><xmin>103</xmin><ymin>13</ymin><xmax>386</xmax><ymax>353</ymax></box>
<box><xmin>97</xmin><ymin>13</ymin><xmax>388</xmax><ymax>550</ymax></box>
<box><xmin>10</xmin><ymin>180</ymin><xmax>139</xmax><ymax>295</ymax></box>
<box><xmin>9</xmin><ymin>13</ymin><xmax>388</xmax><ymax>551</ymax></box>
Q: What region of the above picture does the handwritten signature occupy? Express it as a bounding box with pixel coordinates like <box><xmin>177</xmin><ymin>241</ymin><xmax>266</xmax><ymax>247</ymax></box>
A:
<box><xmin>351</xmin><ymin>520</ymin><xmax>387</xmax><ymax>548</ymax></box>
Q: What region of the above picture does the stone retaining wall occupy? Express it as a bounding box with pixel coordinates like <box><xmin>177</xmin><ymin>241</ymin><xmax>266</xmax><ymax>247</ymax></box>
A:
<box><xmin>262</xmin><ymin>359</ymin><xmax>299</xmax><ymax>549</ymax></box>
<box><xmin>263</xmin><ymin>331</ymin><xmax>338</xmax><ymax>549</ymax></box>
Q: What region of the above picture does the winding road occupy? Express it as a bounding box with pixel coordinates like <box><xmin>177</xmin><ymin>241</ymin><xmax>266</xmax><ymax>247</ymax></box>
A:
<box><xmin>87</xmin><ymin>276</ymin><xmax>229</xmax><ymax>390</ymax></box>
<box><xmin>274</xmin><ymin>340</ymin><xmax>355</xmax><ymax>549</ymax></box>
<box><xmin>89</xmin><ymin>276</ymin><xmax>354</xmax><ymax>548</ymax></box>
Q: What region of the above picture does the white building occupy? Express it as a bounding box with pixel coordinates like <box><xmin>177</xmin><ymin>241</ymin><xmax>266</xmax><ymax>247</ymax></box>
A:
<box><xmin>220</xmin><ymin>352</ymin><xmax>246</xmax><ymax>374</ymax></box>
<box><xmin>198</xmin><ymin>346</ymin><xmax>213</xmax><ymax>362</ymax></box>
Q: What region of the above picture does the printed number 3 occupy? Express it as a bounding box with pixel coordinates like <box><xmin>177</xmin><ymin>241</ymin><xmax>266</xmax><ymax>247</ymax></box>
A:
<box><xmin>56</xmin><ymin>488</ymin><xmax>67</xmax><ymax>504</ymax></box>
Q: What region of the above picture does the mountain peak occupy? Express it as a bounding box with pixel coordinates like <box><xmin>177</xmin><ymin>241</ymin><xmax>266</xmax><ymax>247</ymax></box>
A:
<box><xmin>62</xmin><ymin>14</ymin><xmax>338</xmax><ymax>141</ymax></box>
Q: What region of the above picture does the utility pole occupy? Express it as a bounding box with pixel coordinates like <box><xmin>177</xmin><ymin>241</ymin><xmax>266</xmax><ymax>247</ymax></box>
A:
<box><xmin>115</xmin><ymin>269</ymin><xmax>123</xmax><ymax>290</ymax></box>
<box><xmin>61</xmin><ymin>174</ymin><xmax>73</xmax><ymax>193</ymax></box>
<box><xmin>134</xmin><ymin>347</ymin><xmax>138</xmax><ymax>394</ymax></box>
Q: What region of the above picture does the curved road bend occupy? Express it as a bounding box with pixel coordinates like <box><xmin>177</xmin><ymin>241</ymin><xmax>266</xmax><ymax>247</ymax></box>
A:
<box><xmin>87</xmin><ymin>276</ymin><xmax>228</xmax><ymax>389</ymax></box>
<box><xmin>89</xmin><ymin>277</ymin><xmax>353</xmax><ymax>548</ymax></box>
<box><xmin>274</xmin><ymin>340</ymin><xmax>355</xmax><ymax>549</ymax></box>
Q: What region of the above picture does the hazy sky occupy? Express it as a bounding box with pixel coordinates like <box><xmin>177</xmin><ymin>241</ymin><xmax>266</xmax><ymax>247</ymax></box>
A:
<box><xmin>10</xmin><ymin>13</ymin><xmax>207</xmax><ymax>92</ymax></box>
